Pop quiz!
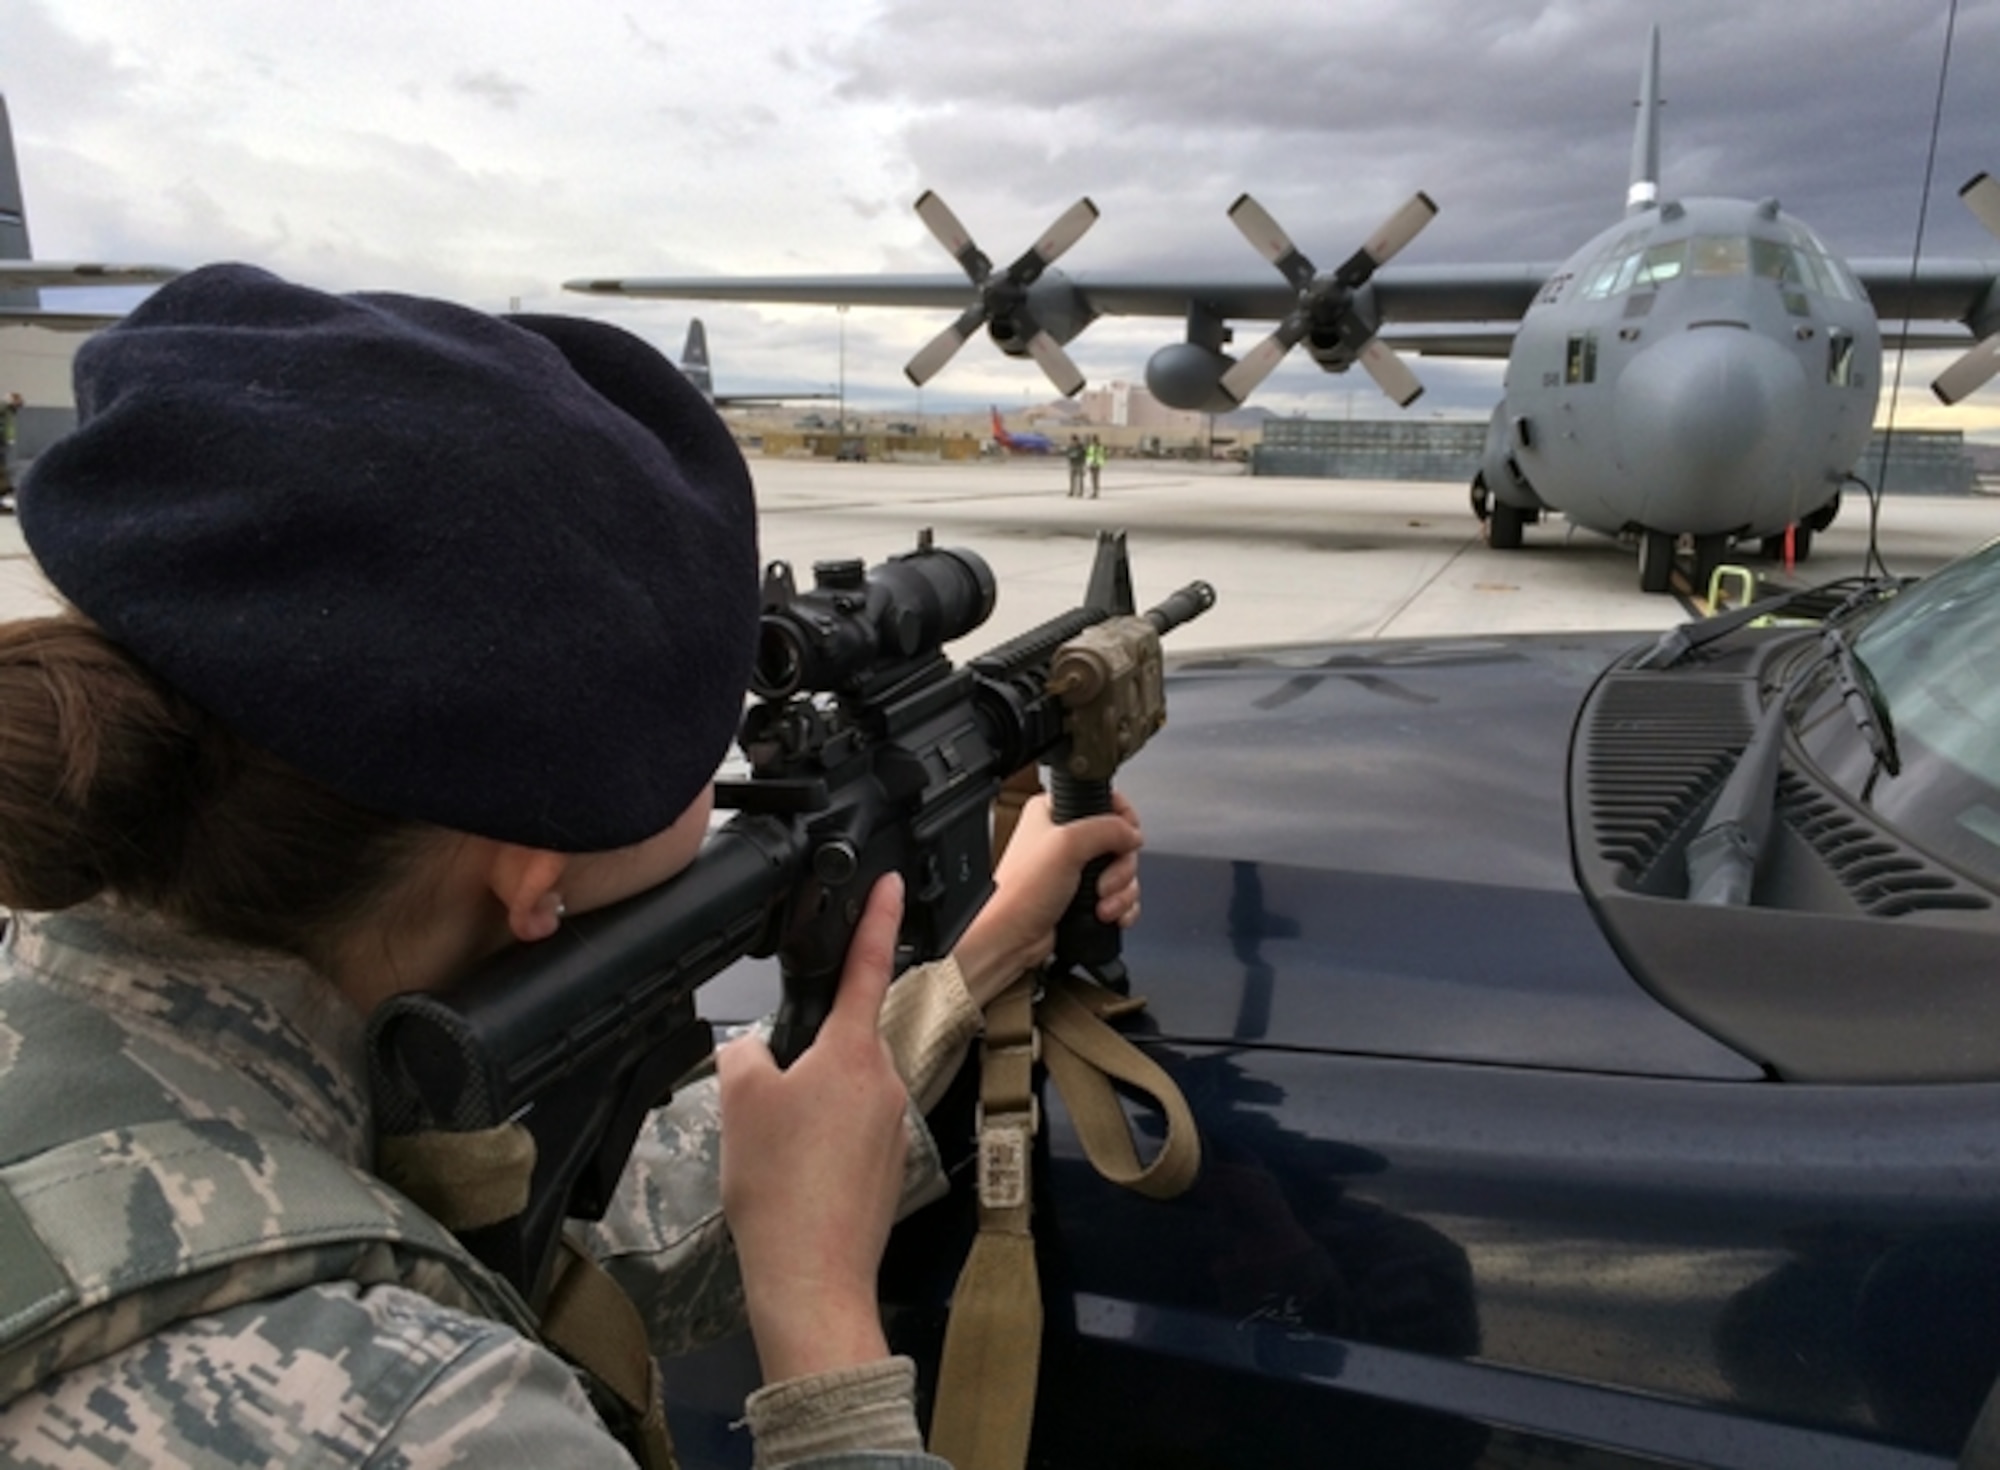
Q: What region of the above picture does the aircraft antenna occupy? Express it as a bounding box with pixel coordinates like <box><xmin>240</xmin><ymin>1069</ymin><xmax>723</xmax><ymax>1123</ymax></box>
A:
<box><xmin>1625</xmin><ymin>25</ymin><xmax>1662</xmax><ymax>216</ymax></box>
<box><xmin>1873</xmin><ymin>0</ymin><xmax>1961</xmax><ymax>576</ymax></box>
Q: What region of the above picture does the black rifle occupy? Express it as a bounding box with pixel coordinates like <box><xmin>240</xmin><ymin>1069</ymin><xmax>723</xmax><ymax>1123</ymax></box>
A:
<box><xmin>367</xmin><ymin>530</ymin><xmax>1213</xmax><ymax>1304</ymax></box>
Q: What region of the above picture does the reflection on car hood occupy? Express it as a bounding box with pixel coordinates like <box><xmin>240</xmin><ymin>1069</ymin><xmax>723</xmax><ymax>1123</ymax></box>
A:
<box><xmin>1112</xmin><ymin>633</ymin><xmax>1761</xmax><ymax>1080</ymax></box>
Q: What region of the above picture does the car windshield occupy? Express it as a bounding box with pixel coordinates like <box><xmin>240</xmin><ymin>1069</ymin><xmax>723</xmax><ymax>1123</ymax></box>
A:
<box><xmin>1793</xmin><ymin>539</ymin><xmax>2000</xmax><ymax>882</ymax></box>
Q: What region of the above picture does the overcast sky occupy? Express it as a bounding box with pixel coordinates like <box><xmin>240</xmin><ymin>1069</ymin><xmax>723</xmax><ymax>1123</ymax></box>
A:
<box><xmin>9</xmin><ymin>0</ymin><xmax>2000</xmax><ymax>433</ymax></box>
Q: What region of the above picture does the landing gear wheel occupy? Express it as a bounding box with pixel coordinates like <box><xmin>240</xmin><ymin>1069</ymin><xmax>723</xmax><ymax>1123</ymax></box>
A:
<box><xmin>1470</xmin><ymin>474</ymin><xmax>1491</xmax><ymax>523</ymax></box>
<box><xmin>1638</xmin><ymin>530</ymin><xmax>1676</xmax><ymax>594</ymax></box>
<box><xmin>1488</xmin><ymin>499</ymin><xmax>1525</xmax><ymax>550</ymax></box>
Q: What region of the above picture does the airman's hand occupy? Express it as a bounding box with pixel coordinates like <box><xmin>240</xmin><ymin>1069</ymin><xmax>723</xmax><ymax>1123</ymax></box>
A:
<box><xmin>953</xmin><ymin>791</ymin><xmax>1144</xmax><ymax>1008</ymax></box>
<box><xmin>717</xmin><ymin>873</ymin><xmax>908</xmax><ymax>1384</ymax></box>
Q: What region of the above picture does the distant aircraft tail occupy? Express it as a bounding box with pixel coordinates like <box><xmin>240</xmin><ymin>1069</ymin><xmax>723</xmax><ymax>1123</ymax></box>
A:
<box><xmin>0</xmin><ymin>96</ymin><xmax>39</xmax><ymax>312</ymax></box>
<box><xmin>679</xmin><ymin>319</ymin><xmax>715</xmax><ymax>402</ymax></box>
<box><xmin>988</xmin><ymin>406</ymin><xmax>1014</xmax><ymax>447</ymax></box>
<box><xmin>1626</xmin><ymin>25</ymin><xmax>1661</xmax><ymax>215</ymax></box>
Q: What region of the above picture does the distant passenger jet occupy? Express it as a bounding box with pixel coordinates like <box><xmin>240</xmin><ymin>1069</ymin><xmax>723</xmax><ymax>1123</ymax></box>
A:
<box><xmin>567</xmin><ymin>28</ymin><xmax>2000</xmax><ymax>593</ymax></box>
<box><xmin>987</xmin><ymin>407</ymin><xmax>1058</xmax><ymax>455</ymax></box>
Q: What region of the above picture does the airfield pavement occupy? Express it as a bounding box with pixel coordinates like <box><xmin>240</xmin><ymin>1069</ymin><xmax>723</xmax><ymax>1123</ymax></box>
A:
<box><xmin>1</xmin><ymin>454</ymin><xmax>1998</xmax><ymax>653</ymax></box>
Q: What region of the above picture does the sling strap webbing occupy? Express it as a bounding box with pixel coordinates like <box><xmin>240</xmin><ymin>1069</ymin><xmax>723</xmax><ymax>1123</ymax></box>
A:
<box><xmin>928</xmin><ymin>975</ymin><xmax>1042</xmax><ymax>1470</ymax></box>
<box><xmin>928</xmin><ymin>971</ymin><xmax>1201</xmax><ymax>1470</ymax></box>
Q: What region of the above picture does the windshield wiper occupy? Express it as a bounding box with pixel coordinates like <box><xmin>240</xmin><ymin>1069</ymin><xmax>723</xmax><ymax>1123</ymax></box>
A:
<box><xmin>1632</xmin><ymin>575</ymin><xmax>1897</xmax><ymax>672</ymax></box>
<box><xmin>1684</xmin><ymin>622</ymin><xmax>1898</xmax><ymax>906</ymax></box>
<box><xmin>1631</xmin><ymin>588</ymin><xmax>1808</xmax><ymax>671</ymax></box>
<box><xmin>1685</xmin><ymin>683</ymin><xmax>1791</xmax><ymax>906</ymax></box>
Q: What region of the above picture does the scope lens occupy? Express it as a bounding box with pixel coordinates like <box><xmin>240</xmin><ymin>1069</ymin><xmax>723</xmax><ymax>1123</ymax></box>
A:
<box><xmin>751</xmin><ymin>620</ymin><xmax>809</xmax><ymax>699</ymax></box>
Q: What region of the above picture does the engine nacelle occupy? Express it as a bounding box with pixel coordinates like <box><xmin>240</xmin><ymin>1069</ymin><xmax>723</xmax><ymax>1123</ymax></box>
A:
<box><xmin>1145</xmin><ymin>342</ymin><xmax>1240</xmax><ymax>413</ymax></box>
<box><xmin>988</xmin><ymin>277</ymin><xmax>1097</xmax><ymax>360</ymax></box>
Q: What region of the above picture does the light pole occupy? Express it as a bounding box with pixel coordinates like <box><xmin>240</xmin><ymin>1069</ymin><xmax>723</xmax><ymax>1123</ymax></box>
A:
<box><xmin>837</xmin><ymin>304</ymin><xmax>848</xmax><ymax>435</ymax></box>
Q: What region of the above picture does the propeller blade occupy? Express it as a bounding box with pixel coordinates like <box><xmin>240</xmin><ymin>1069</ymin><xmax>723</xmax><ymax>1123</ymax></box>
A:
<box><xmin>1013</xmin><ymin>198</ymin><xmax>1100</xmax><ymax>281</ymax></box>
<box><xmin>1024</xmin><ymin>329</ymin><xmax>1086</xmax><ymax>398</ymax></box>
<box><xmin>1227</xmin><ymin>194</ymin><xmax>1317</xmax><ymax>291</ymax></box>
<box><xmin>915</xmin><ymin>190</ymin><xmax>992</xmax><ymax>283</ymax></box>
<box><xmin>1932</xmin><ymin>332</ymin><xmax>2000</xmax><ymax>406</ymax></box>
<box><xmin>1358</xmin><ymin>337</ymin><xmax>1425</xmax><ymax>407</ymax></box>
<box><xmin>906</xmin><ymin>305</ymin><xmax>985</xmax><ymax>387</ymax></box>
<box><xmin>1962</xmin><ymin>172</ymin><xmax>2000</xmax><ymax>241</ymax></box>
<box><xmin>1219</xmin><ymin>327</ymin><xmax>1301</xmax><ymax>405</ymax></box>
<box><xmin>1337</xmin><ymin>192</ymin><xmax>1439</xmax><ymax>287</ymax></box>
<box><xmin>906</xmin><ymin>192</ymin><xmax>1098</xmax><ymax>389</ymax></box>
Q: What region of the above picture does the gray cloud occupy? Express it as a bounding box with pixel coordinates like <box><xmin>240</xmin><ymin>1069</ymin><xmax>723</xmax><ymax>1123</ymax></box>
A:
<box><xmin>4</xmin><ymin>0</ymin><xmax>1997</xmax><ymax>429</ymax></box>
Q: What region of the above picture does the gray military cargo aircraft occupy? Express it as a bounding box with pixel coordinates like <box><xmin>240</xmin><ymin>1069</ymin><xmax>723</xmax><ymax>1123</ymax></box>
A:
<box><xmin>566</xmin><ymin>28</ymin><xmax>2000</xmax><ymax>593</ymax></box>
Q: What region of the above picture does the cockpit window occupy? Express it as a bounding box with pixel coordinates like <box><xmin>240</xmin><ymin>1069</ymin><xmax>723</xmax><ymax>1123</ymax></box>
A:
<box><xmin>1688</xmin><ymin>236</ymin><xmax>1749</xmax><ymax>276</ymax></box>
<box><xmin>1578</xmin><ymin>232</ymin><xmax>1861</xmax><ymax>305</ymax></box>
<box><xmin>1634</xmin><ymin>241</ymin><xmax>1685</xmax><ymax>289</ymax></box>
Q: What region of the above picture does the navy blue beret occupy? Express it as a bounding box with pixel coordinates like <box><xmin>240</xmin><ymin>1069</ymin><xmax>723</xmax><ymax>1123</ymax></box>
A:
<box><xmin>21</xmin><ymin>263</ymin><xmax>759</xmax><ymax>851</ymax></box>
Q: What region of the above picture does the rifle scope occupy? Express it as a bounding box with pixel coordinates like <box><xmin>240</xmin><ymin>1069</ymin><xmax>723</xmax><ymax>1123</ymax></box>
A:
<box><xmin>751</xmin><ymin>541</ymin><xmax>997</xmax><ymax>698</ymax></box>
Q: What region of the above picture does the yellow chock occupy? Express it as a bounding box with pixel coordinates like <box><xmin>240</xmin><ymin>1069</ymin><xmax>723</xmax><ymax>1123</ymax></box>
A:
<box><xmin>1708</xmin><ymin>563</ymin><xmax>1756</xmax><ymax>612</ymax></box>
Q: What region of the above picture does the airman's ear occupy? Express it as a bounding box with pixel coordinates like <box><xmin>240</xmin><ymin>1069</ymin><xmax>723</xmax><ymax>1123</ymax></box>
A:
<box><xmin>486</xmin><ymin>845</ymin><xmax>571</xmax><ymax>943</ymax></box>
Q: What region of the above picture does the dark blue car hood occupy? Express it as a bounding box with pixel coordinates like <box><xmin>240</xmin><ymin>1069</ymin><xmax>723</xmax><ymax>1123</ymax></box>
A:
<box><xmin>1109</xmin><ymin>632</ymin><xmax>1761</xmax><ymax>1080</ymax></box>
<box><xmin>699</xmin><ymin>631</ymin><xmax>1761</xmax><ymax>1081</ymax></box>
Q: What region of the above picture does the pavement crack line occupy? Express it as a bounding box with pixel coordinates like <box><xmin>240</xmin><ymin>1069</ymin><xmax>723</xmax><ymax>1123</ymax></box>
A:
<box><xmin>1370</xmin><ymin>535</ymin><xmax>1484</xmax><ymax>639</ymax></box>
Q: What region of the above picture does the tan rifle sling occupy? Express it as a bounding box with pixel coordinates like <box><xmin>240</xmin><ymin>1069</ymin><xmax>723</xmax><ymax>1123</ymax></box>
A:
<box><xmin>928</xmin><ymin>774</ymin><xmax>1201</xmax><ymax>1470</ymax></box>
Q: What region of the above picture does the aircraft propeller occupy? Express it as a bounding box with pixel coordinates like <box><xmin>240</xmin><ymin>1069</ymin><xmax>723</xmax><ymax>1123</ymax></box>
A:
<box><xmin>1218</xmin><ymin>192</ymin><xmax>1438</xmax><ymax>407</ymax></box>
<box><xmin>904</xmin><ymin>191</ymin><xmax>1100</xmax><ymax>397</ymax></box>
<box><xmin>1932</xmin><ymin>172</ymin><xmax>2000</xmax><ymax>406</ymax></box>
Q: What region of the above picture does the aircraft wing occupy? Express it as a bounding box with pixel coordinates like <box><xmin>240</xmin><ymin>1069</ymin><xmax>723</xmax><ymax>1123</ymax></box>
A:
<box><xmin>1851</xmin><ymin>256</ymin><xmax>2000</xmax><ymax>342</ymax></box>
<box><xmin>712</xmin><ymin>390</ymin><xmax>838</xmax><ymax>408</ymax></box>
<box><xmin>567</xmin><ymin>263</ymin><xmax>1553</xmax><ymax>330</ymax></box>
<box><xmin>0</xmin><ymin>262</ymin><xmax>179</xmax><ymax>290</ymax></box>
<box><xmin>569</xmin><ymin>274</ymin><xmax>979</xmax><ymax>311</ymax></box>
<box><xmin>0</xmin><ymin>307</ymin><xmax>134</xmax><ymax>331</ymax></box>
<box><xmin>1379</xmin><ymin>323</ymin><xmax>1519</xmax><ymax>360</ymax></box>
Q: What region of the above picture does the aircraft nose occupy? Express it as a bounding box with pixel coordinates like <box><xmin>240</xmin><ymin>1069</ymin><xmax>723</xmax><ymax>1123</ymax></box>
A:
<box><xmin>1613</xmin><ymin>325</ymin><xmax>1808</xmax><ymax>526</ymax></box>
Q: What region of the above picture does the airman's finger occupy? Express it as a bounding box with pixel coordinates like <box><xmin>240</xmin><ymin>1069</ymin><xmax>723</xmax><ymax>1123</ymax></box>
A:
<box><xmin>824</xmin><ymin>872</ymin><xmax>905</xmax><ymax>1036</ymax></box>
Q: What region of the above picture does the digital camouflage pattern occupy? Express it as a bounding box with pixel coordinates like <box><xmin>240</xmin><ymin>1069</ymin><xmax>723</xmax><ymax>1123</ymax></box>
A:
<box><xmin>0</xmin><ymin>901</ymin><xmax>950</xmax><ymax>1467</ymax></box>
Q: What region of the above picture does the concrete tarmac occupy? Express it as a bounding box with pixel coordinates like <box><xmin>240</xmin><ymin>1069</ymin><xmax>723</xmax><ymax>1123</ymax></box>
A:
<box><xmin>2</xmin><ymin>456</ymin><xmax>1997</xmax><ymax>653</ymax></box>
<box><xmin>717</xmin><ymin>456</ymin><xmax>2000</xmax><ymax>653</ymax></box>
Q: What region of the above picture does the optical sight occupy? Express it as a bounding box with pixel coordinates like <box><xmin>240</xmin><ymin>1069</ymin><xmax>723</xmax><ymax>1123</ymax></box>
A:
<box><xmin>751</xmin><ymin>539</ymin><xmax>996</xmax><ymax>698</ymax></box>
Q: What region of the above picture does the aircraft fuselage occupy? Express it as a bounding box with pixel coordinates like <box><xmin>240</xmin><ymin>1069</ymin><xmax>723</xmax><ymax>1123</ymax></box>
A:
<box><xmin>1484</xmin><ymin>196</ymin><xmax>1878</xmax><ymax>544</ymax></box>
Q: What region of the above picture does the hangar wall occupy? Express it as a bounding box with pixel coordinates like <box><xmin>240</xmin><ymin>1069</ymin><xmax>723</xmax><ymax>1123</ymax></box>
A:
<box><xmin>1251</xmin><ymin>418</ymin><xmax>1980</xmax><ymax>495</ymax></box>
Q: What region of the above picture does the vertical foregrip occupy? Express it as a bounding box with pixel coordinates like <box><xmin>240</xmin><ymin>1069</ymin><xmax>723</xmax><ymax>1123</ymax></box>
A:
<box><xmin>1049</xmin><ymin>769</ymin><xmax>1127</xmax><ymax>991</ymax></box>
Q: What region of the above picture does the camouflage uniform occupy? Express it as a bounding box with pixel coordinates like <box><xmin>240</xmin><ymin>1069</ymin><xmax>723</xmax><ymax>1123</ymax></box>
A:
<box><xmin>0</xmin><ymin>902</ymin><xmax>956</xmax><ymax>1468</ymax></box>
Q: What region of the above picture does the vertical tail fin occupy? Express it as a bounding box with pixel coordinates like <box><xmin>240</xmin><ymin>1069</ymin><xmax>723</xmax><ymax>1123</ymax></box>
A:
<box><xmin>0</xmin><ymin>96</ymin><xmax>39</xmax><ymax>312</ymax></box>
<box><xmin>678</xmin><ymin>319</ymin><xmax>714</xmax><ymax>402</ymax></box>
<box><xmin>1626</xmin><ymin>25</ymin><xmax>1662</xmax><ymax>216</ymax></box>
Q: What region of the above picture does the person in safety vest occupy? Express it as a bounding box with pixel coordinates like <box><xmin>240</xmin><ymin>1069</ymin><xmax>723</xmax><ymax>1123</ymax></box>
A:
<box><xmin>0</xmin><ymin>392</ymin><xmax>20</xmax><ymax>511</ymax></box>
<box><xmin>0</xmin><ymin>263</ymin><xmax>1143</xmax><ymax>1470</ymax></box>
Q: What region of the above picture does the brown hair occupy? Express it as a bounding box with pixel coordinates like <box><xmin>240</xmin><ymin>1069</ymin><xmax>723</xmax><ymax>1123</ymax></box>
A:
<box><xmin>0</xmin><ymin>612</ymin><xmax>443</xmax><ymax>970</ymax></box>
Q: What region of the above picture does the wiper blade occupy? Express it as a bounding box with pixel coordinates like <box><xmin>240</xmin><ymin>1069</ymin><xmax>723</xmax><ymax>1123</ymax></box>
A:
<box><xmin>1631</xmin><ymin>575</ymin><xmax>1897</xmax><ymax>672</ymax></box>
<box><xmin>1631</xmin><ymin>589</ymin><xmax>1805</xmax><ymax>671</ymax></box>
<box><xmin>1823</xmin><ymin>624</ymin><xmax>1901</xmax><ymax>778</ymax></box>
<box><xmin>1686</xmin><ymin>689</ymin><xmax>1790</xmax><ymax>906</ymax></box>
<box><xmin>1685</xmin><ymin>622</ymin><xmax>1900</xmax><ymax>907</ymax></box>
